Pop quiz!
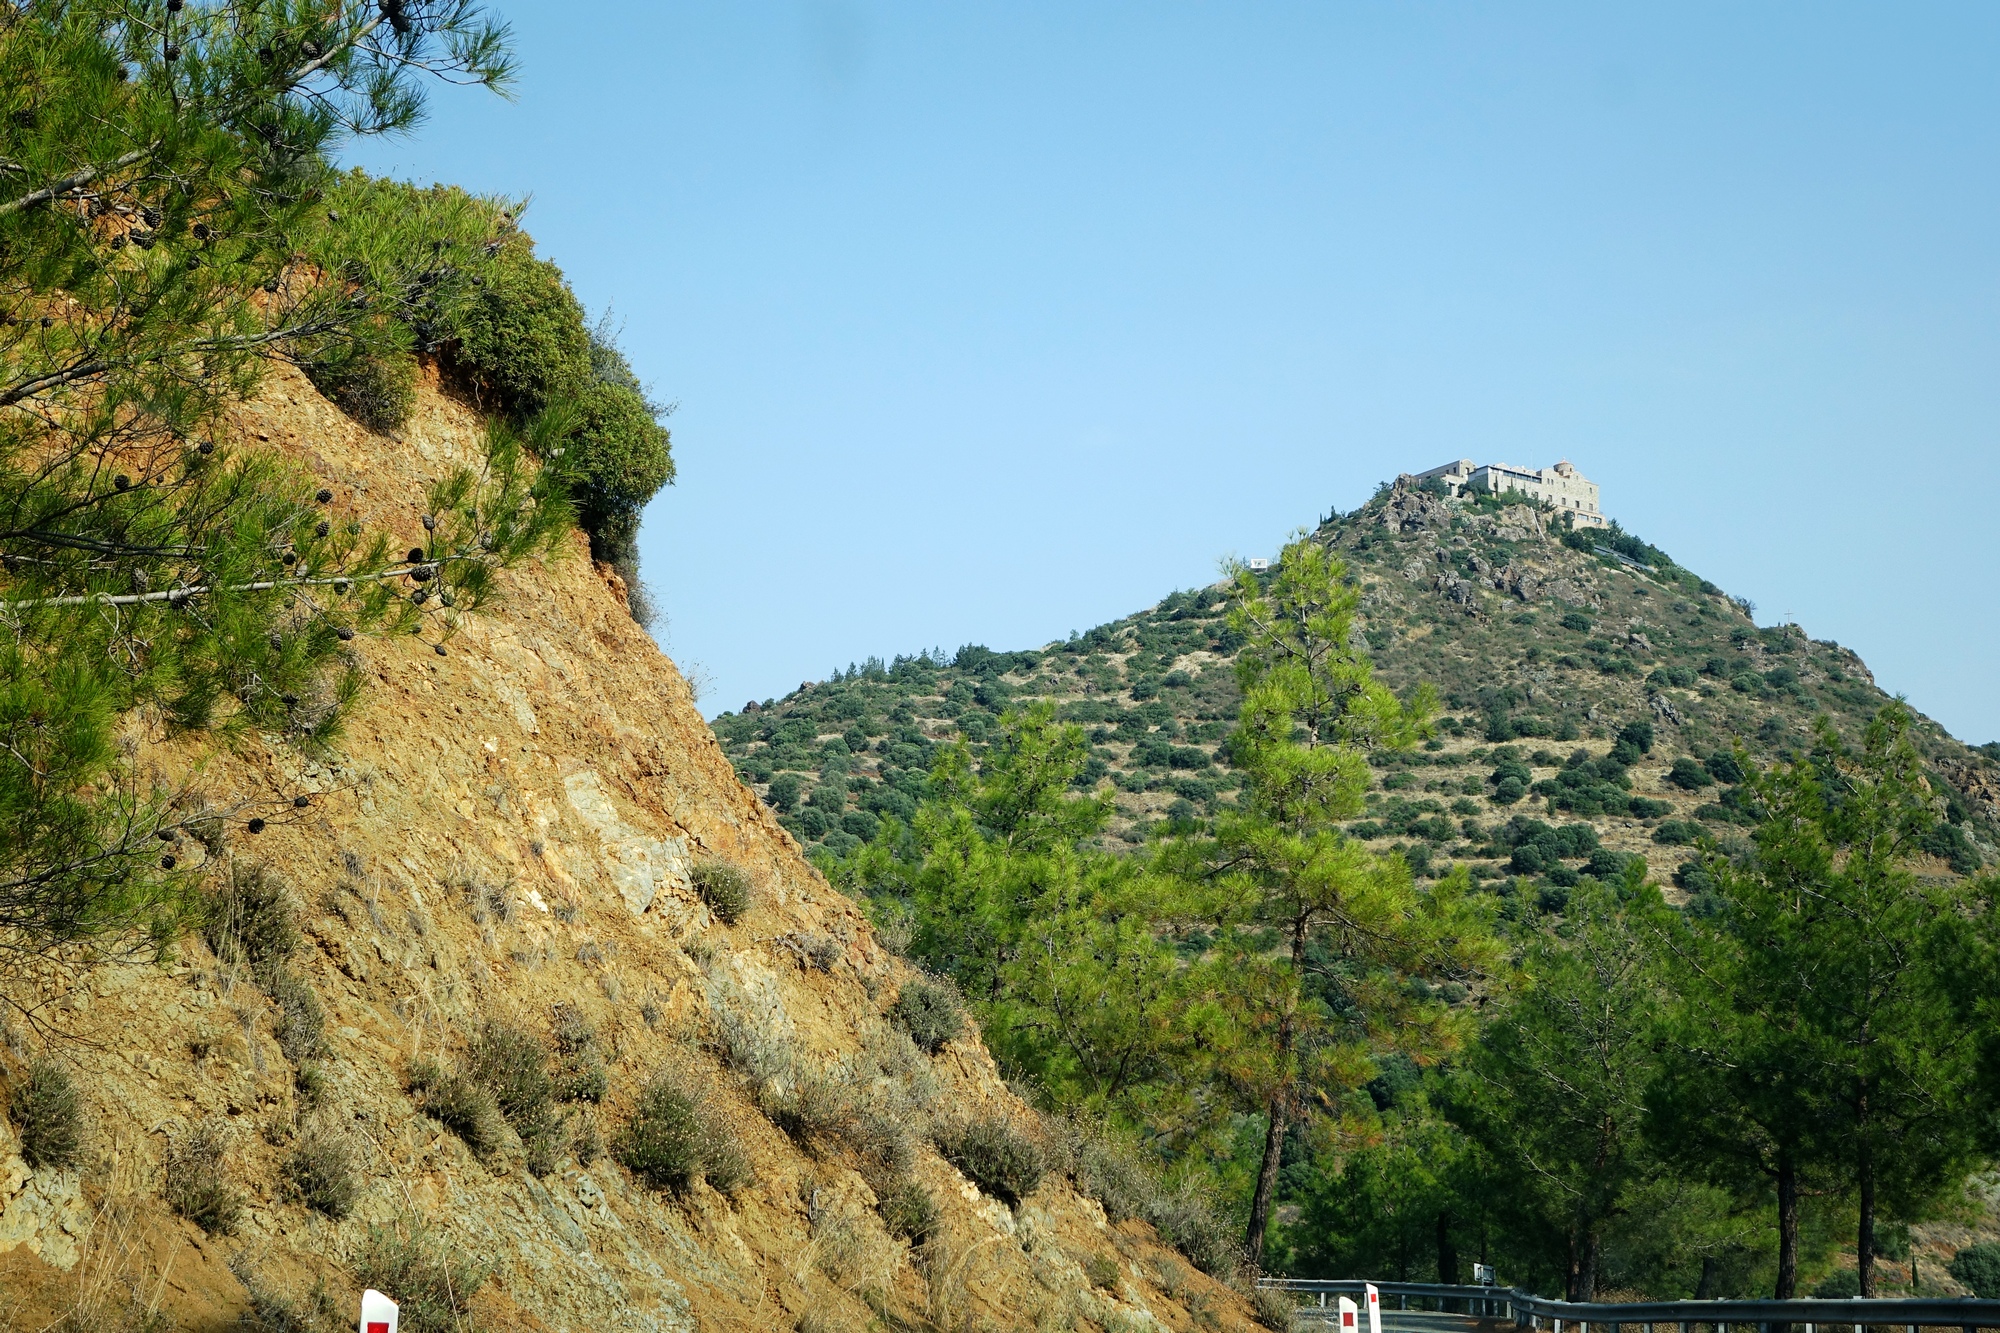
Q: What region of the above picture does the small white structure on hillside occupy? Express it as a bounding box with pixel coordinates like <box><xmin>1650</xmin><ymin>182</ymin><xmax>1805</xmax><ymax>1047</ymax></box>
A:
<box><xmin>1414</xmin><ymin>458</ymin><xmax>1608</xmax><ymax>529</ymax></box>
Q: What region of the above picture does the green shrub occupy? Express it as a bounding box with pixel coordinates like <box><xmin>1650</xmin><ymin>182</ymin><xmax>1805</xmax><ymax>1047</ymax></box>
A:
<box><xmin>204</xmin><ymin>861</ymin><xmax>299</xmax><ymax>972</ymax></box>
<box><xmin>1628</xmin><ymin>797</ymin><xmax>1673</xmax><ymax>819</ymax></box>
<box><xmin>567</xmin><ymin>376</ymin><xmax>674</xmax><ymax>566</ymax></box>
<box><xmin>319</xmin><ymin>175</ymin><xmax>674</xmax><ymax>613</ymax></box>
<box><xmin>1811</xmin><ymin>1269</ymin><xmax>1861</xmax><ymax>1299</ymax></box>
<box><xmin>1253</xmin><ymin>1286</ymin><xmax>1297</xmax><ymax>1331</ymax></box>
<box><xmin>766</xmin><ymin>773</ymin><xmax>802</xmax><ymax>812</ymax></box>
<box><xmin>1652</xmin><ymin>820</ymin><xmax>1703</xmax><ymax>846</ymax></box>
<box><xmin>282</xmin><ymin>1125</ymin><xmax>358</xmax><ymax>1219</ymax></box>
<box><xmin>441</xmin><ymin>242</ymin><xmax>592</xmax><ymax>418</ymax></box>
<box><xmin>294</xmin><ymin>1061</ymin><xmax>330</xmax><ymax>1112</ymax></box>
<box><xmin>1704</xmin><ymin>751</ymin><xmax>1746</xmax><ymax>784</ymax></box>
<box><xmin>891</xmin><ymin>975</ymin><xmax>965</xmax><ymax>1054</ymax></box>
<box><xmin>408</xmin><ymin>1057</ymin><xmax>507</xmax><ymax>1159</ymax></box>
<box><xmin>1664</xmin><ymin>756</ymin><xmax>1713</xmax><ymax>789</ymax></box>
<box><xmin>164</xmin><ymin>1121</ymin><xmax>241</xmax><ymax>1234</ymax></box>
<box><xmin>1918</xmin><ymin>822</ymin><xmax>1983</xmax><ymax>876</ymax></box>
<box><xmin>614</xmin><ymin>1073</ymin><xmax>748</xmax><ymax>1193</ymax></box>
<box><xmin>937</xmin><ymin>1116</ymin><xmax>1045</xmax><ymax>1206</ymax></box>
<box><xmin>9</xmin><ymin>1058</ymin><xmax>81</xmax><ymax>1170</ymax></box>
<box><xmin>305</xmin><ymin>341</ymin><xmax>418</xmax><ymax>435</ymax></box>
<box><xmin>761</xmin><ymin>1064</ymin><xmax>860</xmax><ymax>1155</ymax></box>
<box><xmin>353</xmin><ymin>1221</ymin><xmax>488</xmax><ymax>1333</ymax></box>
<box><xmin>463</xmin><ymin>1020</ymin><xmax>562</xmax><ymax>1166</ymax></box>
<box><xmin>877</xmin><ymin>1179</ymin><xmax>940</xmax><ymax>1243</ymax></box>
<box><xmin>1084</xmin><ymin>1253</ymin><xmax>1121</xmax><ymax>1290</ymax></box>
<box><xmin>551</xmin><ymin>1048</ymin><xmax>607</xmax><ymax>1104</ymax></box>
<box><xmin>1950</xmin><ymin>1243</ymin><xmax>2000</xmax><ymax>1298</ymax></box>
<box><xmin>266</xmin><ymin>967</ymin><xmax>325</xmax><ymax>1064</ymax></box>
<box><xmin>1144</xmin><ymin>1175</ymin><xmax>1240</xmax><ymax>1278</ymax></box>
<box><xmin>434</xmin><ymin>245</ymin><xmax>673</xmax><ymax>569</ymax></box>
<box><xmin>692</xmin><ymin>858</ymin><xmax>752</xmax><ymax>924</ymax></box>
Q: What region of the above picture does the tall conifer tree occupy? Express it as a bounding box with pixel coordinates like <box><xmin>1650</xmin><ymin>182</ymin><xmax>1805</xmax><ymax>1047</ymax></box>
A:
<box><xmin>1164</xmin><ymin>534</ymin><xmax>1490</xmax><ymax>1265</ymax></box>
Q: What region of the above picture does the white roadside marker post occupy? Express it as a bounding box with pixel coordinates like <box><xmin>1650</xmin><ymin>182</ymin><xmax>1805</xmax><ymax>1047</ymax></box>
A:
<box><xmin>359</xmin><ymin>1288</ymin><xmax>399</xmax><ymax>1333</ymax></box>
<box><xmin>1341</xmin><ymin>1296</ymin><xmax>1362</xmax><ymax>1333</ymax></box>
<box><xmin>1367</xmin><ymin>1283</ymin><xmax>1384</xmax><ymax>1333</ymax></box>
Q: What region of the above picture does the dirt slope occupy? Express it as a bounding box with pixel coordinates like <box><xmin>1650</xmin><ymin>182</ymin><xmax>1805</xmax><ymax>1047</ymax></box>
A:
<box><xmin>0</xmin><ymin>365</ymin><xmax>1254</xmax><ymax>1333</ymax></box>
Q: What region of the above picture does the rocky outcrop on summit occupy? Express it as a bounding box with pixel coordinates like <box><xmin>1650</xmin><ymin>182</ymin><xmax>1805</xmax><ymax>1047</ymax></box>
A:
<box><xmin>1378</xmin><ymin>477</ymin><xmax>1456</xmax><ymax>533</ymax></box>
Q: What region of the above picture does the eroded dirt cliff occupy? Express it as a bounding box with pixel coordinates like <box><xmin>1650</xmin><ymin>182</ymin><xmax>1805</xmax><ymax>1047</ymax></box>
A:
<box><xmin>0</xmin><ymin>366</ymin><xmax>1255</xmax><ymax>1333</ymax></box>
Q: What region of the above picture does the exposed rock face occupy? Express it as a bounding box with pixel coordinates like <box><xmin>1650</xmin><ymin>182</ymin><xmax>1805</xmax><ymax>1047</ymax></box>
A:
<box><xmin>0</xmin><ymin>366</ymin><xmax>1253</xmax><ymax>1333</ymax></box>
<box><xmin>1378</xmin><ymin>478</ymin><xmax>1454</xmax><ymax>533</ymax></box>
<box><xmin>1941</xmin><ymin>759</ymin><xmax>2000</xmax><ymax>824</ymax></box>
<box><xmin>1434</xmin><ymin>573</ymin><xmax>1479</xmax><ymax>607</ymax></box>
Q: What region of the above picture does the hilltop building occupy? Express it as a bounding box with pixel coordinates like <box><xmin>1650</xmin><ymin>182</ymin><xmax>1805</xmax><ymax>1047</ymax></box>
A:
<box><xmin>1414</xmin><ymin>458</ymin><xmax>1608</xmax><ymax>529</ymax></box>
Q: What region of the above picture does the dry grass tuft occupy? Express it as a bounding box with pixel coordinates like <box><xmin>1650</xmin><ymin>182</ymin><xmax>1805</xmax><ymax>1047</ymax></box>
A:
<box><xmin>282</xmin><ymin>1120</ymin><xmax>359</xmax><ymax>1218</ymax></box>
<box><xmin>163</xmin><ymin>1120</ymin><xmax>241</xmax><ymax>1234</ymax></box>
<box><xmin>9</xmin><ymin>1056</ymin><xmax>82</xmax><ymax>1170</ymax></box>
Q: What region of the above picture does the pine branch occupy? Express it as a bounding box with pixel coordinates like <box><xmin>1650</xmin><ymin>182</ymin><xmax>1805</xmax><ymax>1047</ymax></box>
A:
<box><xmin>0</xmin><ymin>148</ymin><xmax>153</xmax><ymax>220</ymax></box>
<box><xmin>0</xmin><ymin>558</ymin><xmax>465</xmax><ymax>609</ymax></box>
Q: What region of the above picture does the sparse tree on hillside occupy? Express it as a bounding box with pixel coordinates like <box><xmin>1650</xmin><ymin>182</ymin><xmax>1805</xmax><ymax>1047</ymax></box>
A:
<box><xmin>1448</xmin><ymin>872</ymin><xmax>1676</xmax><ymax>1301</ymax></box>
<box><xmin>1162</xmin><ymin>534</ymin><xmax>1493</xmax><ymax>1266</ymax></box>
<box><xmin>826</xmin><ymin>703</ymin><xmax>1220</xmax><ymax>1130</ymax></box>
<box><xmin>1686</xmin><ymin>705</ymin><xmax>1985</xmax><ymax>1296</ymax></box>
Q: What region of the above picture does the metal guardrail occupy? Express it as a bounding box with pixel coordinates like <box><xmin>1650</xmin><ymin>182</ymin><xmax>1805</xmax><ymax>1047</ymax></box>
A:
<box><xmin>1256</xmin><ymin>1279</ymin><xmax>2000</xmax><ymax>1333</ymax></box>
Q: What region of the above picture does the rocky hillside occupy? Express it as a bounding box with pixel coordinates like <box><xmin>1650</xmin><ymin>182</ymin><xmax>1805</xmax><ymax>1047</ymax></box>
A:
<box><xmin>0</xmin><ymin>367</ymin><xmax>1257</xmax><ymax>1333</ymax></box>
<box><xmin>712</xmin><ymin>479</ymin><xmax>1997</xmax><ymax>898</ymax></box>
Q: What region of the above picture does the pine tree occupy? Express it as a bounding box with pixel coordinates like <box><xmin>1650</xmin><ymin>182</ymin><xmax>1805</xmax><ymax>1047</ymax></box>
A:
<box><xmin>828</xmin><ymin>703</ymin><xmax>1219</xmax><ymax>1132</ymax></box>
<box><xmin>0</xmin><ymin>2</ymin><xmax>572</xmax><ymax>968</ymax></box>
<box><xmin>1449</xmin><ymin>872</ymin><xmax>1677</xmax><ymax>1301</ymax></box>
<box><xmin>1162</xmin><ymin>534</ymin><xmax>1492</xmax><ymax>1266</ymax></box>
<box><xmin>1690</xmin><ymin>705</ymin><xmax>1985</xmax><ymax>1296</ymax></box>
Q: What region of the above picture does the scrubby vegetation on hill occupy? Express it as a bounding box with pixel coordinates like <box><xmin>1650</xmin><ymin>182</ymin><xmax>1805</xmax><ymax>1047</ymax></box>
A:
<box><xmin>713</xmin><ymin>481</ymin><xmax>1997</xmax><ymax>883</ymax></box>
<box><xmin>713</xmin><ymin>478</ymin><xmax>2000</xmax><ymax>1301</ymax></box>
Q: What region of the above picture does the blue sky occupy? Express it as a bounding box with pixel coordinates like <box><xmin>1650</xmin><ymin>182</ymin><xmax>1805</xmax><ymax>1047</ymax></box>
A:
<box><xmin>352</xmin><ymin>3</ymin><xmax>2000</xmax><ymax>745</ymax></box>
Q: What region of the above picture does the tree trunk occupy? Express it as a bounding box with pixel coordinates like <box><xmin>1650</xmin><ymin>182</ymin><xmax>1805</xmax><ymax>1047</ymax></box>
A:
<box><xmin>1695</xmin><ymin>1255</ymin><xmax>1720</xmax><ymax>1300</ymax></box>
<box><xmin>1437</xmin><ymin>1208</ymin><xmax>1460</xmax><ymax>1285</ymax></box>
<box><xmin>1857</xmin><ymin>1135</ymin><xmax>1876</xmax><ymax>1297</ymax></box>
<box><xmin>1567</xmin><ymin>1228</ymin><xmax>1600</xmax><ymax>1302</ymax></box>
<box><xmin>1245</xmin><ymin>1094</ymin><xmax>1288</xmax><ymax>1267</ymax></box>
<box><xmin>1857</xmin><ymin>1085</ymin><xmax>1875</xmax><ymax>1298</ymax></box>
<box><xmin>1246</xmin><ymin>916</ymin><xmax>1311</xmax><ymax>1269</ymax></box>
<box><xmin>1775</xmin><ymin>1147</ymin><xmax>1800</xmax><ymax>1299</ymax></box>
